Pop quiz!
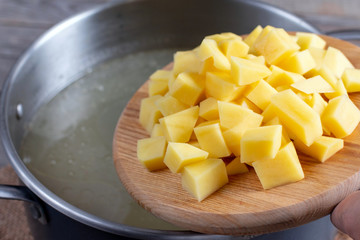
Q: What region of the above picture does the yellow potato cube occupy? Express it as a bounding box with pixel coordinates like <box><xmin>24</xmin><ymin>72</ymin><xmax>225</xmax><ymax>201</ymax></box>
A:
<box><xmin>270</xmin><ymin>89</ymin><xmax>323</xmax><ymax>146</ymax></box>
<box><xmin>277</xmin><ymin>49</ymin><xmax>316</xmax><ymax>75</ymax></box>
<box><xmin>240</xmin><ymin>125</ymin><xmax>282</xmax><ymax>164</ymax></box>
<box><xmin>253</xmin><ymin>27</ymin><xmax>300</xmax><ymax>65</ymax></box>
<box><xmin>198</xmin><ymin>38</ymin><xmax>231</xmax><ymax>71</ymax></box>
<box><xmin>163</xmin><ymin>142</ymin><xmax>209</xmax><ymax>173</ymax></box>
<box><xmin>291</xmin><ymin>75</ymin><xmax>334</xmax><ymax>94</ymax></box>
<box><xmin>304</xmin><ymin>47</ymin><xmax>326</xmax><ymax>77</ymax></box>
<box><xmin>341</xmin><ymin>68</ymin><xmax>360</xmax><ymax>92</ymax></box>
<box><xmin>155</xmin><ymin>95</ymin><xmax>188</xmax><ymax>116</ymax></box>
<box><xmin>199</xmin><ymin>97</ymin><xmax>219</xmax><ymax>121</ymax></box>
<box><xmin>182</xmin><ymin>158</ymin><xmax>228</xmax><ymax>201</ymax></box>
<box><xmin>226</xmin><ymin>157</ymin><xmax>249</xmax><ymax>176</ymax></box>
<box><xmin>148</xmin><ymin>70</ymin><xmax>171</xmax><ymax>96</ymax></box>
<box><xmin>150</xmin><ymin>123</ymin><xmax>164</xmax><ymax>137</ymax></box>
<box><xmin>306</xmin><ymin>93</ymin><xmax>328</xmax><ymax>116</ymax></box>
<box><xmin>230</xmin><ymin>56</ymin><xmax>271</xmax><ymax>85</ymax></box>
<box><xmin>205</xmin><ymin>32</ymin><xmax>241</xmax><ymax>43</ymax></box>
<box><xmin>222</xmin><ymin>117</ymin><xmax>262</xmax><ymax>156</ymax></box>
<box><xmin>235</xmin><ymin>97</ymin><xmax>262</xmax><ymax>114</ymax></box>
<box><xmin>296</xmin><ymin>32</ymin><xmax>326</xmax><ymax>50</ymax></box>
<box><xmin>205</xmin><ymin>72</ymin><xmax>245</xmax><ymax>102</ymax></box>
<box><xmin>245</xmin><ymin>54</ymin><xmax>266</xmax><ymax>65</ymax></box>
<box><xmin>137</xmin><ymin>136</ymin><xmax>167</xmax><ymax>171</ymax></box>
<box><xmin>322</xmin><ymin>95</ymin><xmax>360</xmax><ymax>138</ymax></box>
<box><xmin>194</xmin><ymin>122</ymin><xmax>231</xmax><ymax>158</ymax></box>
<box><xmin>266</xmin><ymin>65</ymin><xmax>305</xmax><ymax>89</ymax></box>
<box><xmin>323</xmin><ymin>47</ymin><xmax>354</xmax><ymax>78</ymax></box>
<box><xmin>261</xmin><ymin>103</ymin><xmax>278</xmax><ymax>123</ymax></box>
<box><xmin>198</xmin><ymin>58</ymin><xmax>217</xmax><ymax>76</ymax></box>
<box><xmin>173</xmin><ymin>50</ymin><xmax>202</xmax><ymax>76</ymax></box>
<box><xmin>219</xmin><ymin>38</ymin><xmax>249</xmax><ymax>60</ymax></box>
<box><xmin>264</xmin><ymin>117</ymin><xmax>291</xmax><ymax>146</ymax></box>
<box><xmin>139</xmin><ymin>95</ymin><xmax>163</xmax><ymax>133</ymax></box>
<box><xmin>218</xmin><ymin>101</ymin><xmax>263</xmax><ymax>130</ymax></box>
<box><xmin>159</xmin><ymin>106</ymin><xmax>199</xmax><ymax>142</ymax></box>
<box><xmin>244</xmin><ymin>25</ymin><xmax>263</xmax><ymax>53</ymax></box>
<box><xmin>148</xmin><ymin>80</ymin><xmax>168</xmax><ymax>97</ymax></box>
<box><xmin>324</xmin><ymin>79</ymin><xmax>348</xmax><ymax>99</ymax></box>
<box><xmin>246</xmin><ymin>79</ymin><xmax>278</xmax><ymax>110</ymax></box>
<box><xmin>252</xmin><ymin>142</ymin><xmax>304</xmax><ymax>189</ymax></box>
<box><xmin>293</xmin><ymin>136</ymin><xmax>344</xmax><ymax>162</ymax></box>
<box><xmin>170</xmin><ymin>72</ymin><xmax>205</xmax><ymax>106</ymax></box>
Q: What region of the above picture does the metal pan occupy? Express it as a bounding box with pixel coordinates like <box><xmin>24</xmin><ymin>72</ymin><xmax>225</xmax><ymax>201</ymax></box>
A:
<box><xmin>0</xmin><ymin>0</ymin><xmax>343</xmax><ymax>239</ymax></box>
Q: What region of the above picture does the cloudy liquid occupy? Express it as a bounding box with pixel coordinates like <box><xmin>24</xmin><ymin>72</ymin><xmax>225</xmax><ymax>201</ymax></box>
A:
<box><xmin>19</xmin><ymin>49</ymin><xmax>183</xmax><ymax>230</ymax></box>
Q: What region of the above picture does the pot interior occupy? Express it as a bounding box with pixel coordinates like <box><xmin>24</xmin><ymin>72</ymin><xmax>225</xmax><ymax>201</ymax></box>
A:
<box><xmin>2</xmin><ymin>0</ymin><xmax>319</xmax><ymax>235</ymax></box>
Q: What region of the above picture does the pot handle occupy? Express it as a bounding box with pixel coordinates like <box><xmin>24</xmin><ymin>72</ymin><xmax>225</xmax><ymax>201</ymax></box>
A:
<box><xmin>0</xmin><ymin>184</ymin><xmax>47</xmax><ymax>224</ymax></box>
<box><xmin>325</xmin><ymin>29</ymin><xmax>360</xmax><ymax>41</ymax></box>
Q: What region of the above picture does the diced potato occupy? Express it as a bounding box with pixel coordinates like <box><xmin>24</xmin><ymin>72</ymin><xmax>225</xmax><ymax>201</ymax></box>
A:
<box><xmin>245</xmin><ymin>54</ymin><xmax>266</xmax><ymax>65</ymax></box>
<box><xmin>304</xmin><ymin>47</ymin><xmax>326</xmax><ymax>78</ymax></box>
<box><xmin>182</xmin><ymin>158</ymin><xmax>228</xmax><ymax>202</ymax></box>
<box><xmin>341</xmin><ymin>68</ymin><xmax>360</xmax><ymax>92</ymax></box>
<box><xmin>160</xmin><ymin>106</ymin><xmax>199</xmax><ymax>142</ymax></box>
<box><xmin>199</xmin><ymin>97</ymin><xmax>219</xmax><ymax>120</ymax></box>
<box><xmin>296</xmin><ymin>32</ymin><xmax>326</xmax><ymax>50</ymax></box>
<box><xmin>218</xmin><ymin>101</ymin><xmax>263</xmax><ymax>130</ymax></box>
<box><xmin>261</xmin><ymin>103</ymin><xmax>278</xmax><ymax>124</ymax></box>
<box><xmin>253</xmin><ymin>27</ymin><xmax>300</xmax><ymax>65</ymax></box>
<box><xmin>231</xmin><ymin>57</ymin><xmax>271</xmax><ymax>85</ymax></box>
<box><xmin>194</xmin><ymin>122</ymin><xmax>231</xmax><ymax>158</ymax></box>
<box><xmin>235</xmin><ymin>97</ymin><xmax>262</xmax><ymax>114</ymax></box>
<box><xmin>150</xmin><ymin>69</ymin><xmax>172</xmax><ymax>81</ymax></box>
<box><xmin>246</xmin><ymin>79</ymin><xmax>278</xmax><ymax>110</ymax></box>
<box><xmin>150</xmin><ymin>123</ymin><xmax>164</xmax><ymax>137</ymax></box>
<box><xmin>226</xmin><ymin>157</ymin><xmax>249</xmax><ymax>176</ymax></box>
<box><xmin>222</xmin><ymin>118</ymin><xmax>262</xmax><ymax>156</ymax></box>
<box><xmin>270</xmin><ymin>89</ymin><xmax>323</xmax><ymax>146</ymax></box>
<box><xmin>240</xmin><ymin>125</ymin><xmax>283</xmax><ymax>164</ymax></box>
<box><xmin>291</xmin><ymin>75</ymin><xmax>334</xmax><ymax>94</ymax></box>
<box><xmin>155</xmin><ymin>95</ymin><xmax>188</xmax><ymax>116</ymax></box>
<box><xmin>148</xmin><ymin>70</ymin><xmax>171</xmax><ymax>96</ymax></box>
<box><xmin>148</xmin><ymin>80</ymin><xmax>168</xmax><ymax>97</ymax></box>
<box><xmin>205</xmin><ymin>32</ymin><xmax>241</xmax><ymax>43</ymax></box>
<box><xmin>277</xmin><ymin>49</ymin><xmax>316</xmax><ymax>75</ymax></box>
<box><xmin>198</xmin><ymin>58</ymin><xmax>217</xmax><ymax>75</ymax></box>
<box><xmin>266</xmin><ymin>65</ymin><xmax>305</xmax><ymax>88</ymax></box>
<box><xmin>139</xmin><ymin>95</ymin><xmax>163</xmax><ymax>133</ymax></box>
<box><xmin>198</xmin><ymin>38</ymin><xmax>231</xmax><ymax>71</ymax></box>
<box><xmin>137</xmin><ymin>136</ymin><xmax>167</xmax><ymax>171</ymax></box>
<box><xmin>173</xmin><ymin>50</ymin><xmax>202</xmax><ymax>76</ymax></box>
<box><xmin>170</xmin><ymin>72</ymin><xmax>205</xmax><ymax>106</ymax></box>
<box><xmin>219</xmin><ymin>37</ymin><xmax>249</xmax><ymax>60</ymax></box>
<box><xmin>293</xmin><ymin>136</ymin><xmax>344</xmax><ymax>162</ymax></box>
<box><xmin>264</xmin><ymin>117</ymin><xmax>291</xmax><ymax>146</ymax></box>
<box><xmin>323</xmin><ymin>47</ymin><xmax>354</xmax><ymax>78</ymax></box>
<box><xmin>205</xmin><ymin>72</ymin><xmax>245</xmax><ymax>101</ymax></box>
<box><xmin>322</xmin><ymin>95</ymin><xmax>360</xmax><ymax>138</ymax></box>
<box><xmin>324</xmin><ymin>79</ymin><xmax>348</xmax><ymax>99</ymax></box>
<box><xmin>306</xmin><ymin>93</ymin><xmax>328</xmax><ymax>115</ymax></box>
<box><xmin>244</xmin><ymin>25</ymin><xmax>263</xmax><ymax>53</ymax></box>
<box><xmin>252</xmin><ymin>142</ymin><xmax>304</xmax><ymax>189</ymax></box>
<box><xmin>163</xmin><ymin>142</ymin><xmax>209</xmax><ymax>173</ymax></box>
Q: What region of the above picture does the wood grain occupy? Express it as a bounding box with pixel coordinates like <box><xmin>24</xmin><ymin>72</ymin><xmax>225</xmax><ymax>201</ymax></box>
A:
<box><xmin>113</xmin><ymin>35</ymin><xmax>360</xmax><ymax>235</ymax></box>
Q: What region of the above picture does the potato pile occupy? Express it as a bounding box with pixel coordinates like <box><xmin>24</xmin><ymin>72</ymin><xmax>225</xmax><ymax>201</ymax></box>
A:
<box><xmin>137</xmin><ymin>25</ymin><xmax>360</xmax><ymax>201</ymax></box>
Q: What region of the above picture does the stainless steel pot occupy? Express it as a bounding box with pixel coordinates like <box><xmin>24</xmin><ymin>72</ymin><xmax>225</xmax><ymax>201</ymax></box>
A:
<box><xmin>0</xmin><ymin>0</ymin><xmax>342</xmax><ymax>239</ymax></box>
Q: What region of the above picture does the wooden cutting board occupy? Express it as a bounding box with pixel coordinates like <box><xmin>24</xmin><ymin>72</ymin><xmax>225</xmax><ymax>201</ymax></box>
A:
<box><xmin>113</xmin><ymin>34</ymin><xmax>360</xmax><ymax>235</ymax></box>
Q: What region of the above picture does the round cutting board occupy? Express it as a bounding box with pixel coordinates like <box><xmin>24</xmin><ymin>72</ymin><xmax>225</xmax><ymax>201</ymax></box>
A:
<box><xmin>113</xmin><ymin>35</ymin><xmax>360</xmax><ymax>235</ymax></box>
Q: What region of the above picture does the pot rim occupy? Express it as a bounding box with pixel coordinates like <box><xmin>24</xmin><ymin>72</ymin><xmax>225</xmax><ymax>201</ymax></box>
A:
<box><xmin>0</xmin><ymin>0</ymin><xmax>320</xmax><ymax>238</ymax></box>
